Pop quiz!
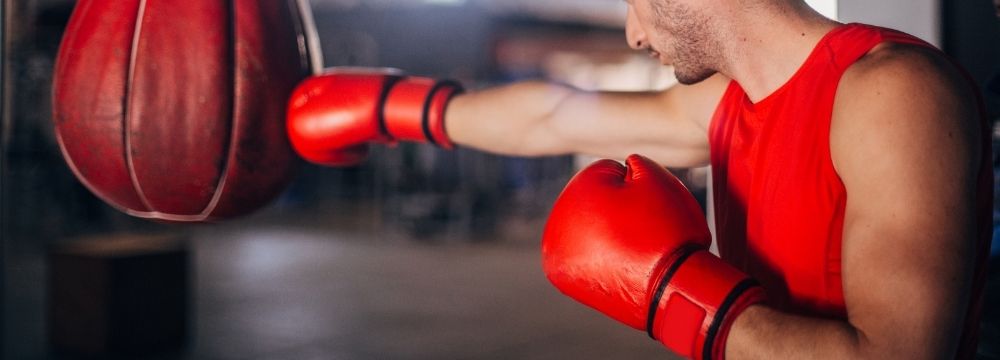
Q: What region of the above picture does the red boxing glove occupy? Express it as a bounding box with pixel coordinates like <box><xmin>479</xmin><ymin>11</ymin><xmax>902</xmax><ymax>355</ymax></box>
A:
<box><xmin>286</xmin><ymin>68</ymin><xmax>462</xmax><ymax>166</ymax></box>
<box><xmin>542</xmin><ymin>155</ymin><xmax>765</xmax><ymax>360</ymax></box>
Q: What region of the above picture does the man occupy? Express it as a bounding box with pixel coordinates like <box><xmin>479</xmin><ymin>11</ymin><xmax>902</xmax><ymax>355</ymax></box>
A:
<box><xmin>286</xmin><ymin>0</ymin><xmax>991</xmax><ymax>358</ymax></box>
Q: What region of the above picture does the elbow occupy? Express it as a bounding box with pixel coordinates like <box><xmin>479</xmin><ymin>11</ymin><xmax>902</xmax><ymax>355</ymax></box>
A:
<box><xmin>848</xmin><ymin>326</ymin><xmax>960</xmax><ymax>360</ymax></box>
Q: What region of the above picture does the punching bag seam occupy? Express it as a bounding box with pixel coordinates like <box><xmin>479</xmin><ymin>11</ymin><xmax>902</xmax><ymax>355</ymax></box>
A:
<box><xmin>198</xmin><ymin>0</ymin><xmax>240</xmax><ymax>221</ymax></box>
<box><xmin>123</xmin><ymin>0</ymin><xmax>157</xmax><ymax>216</ymax></box>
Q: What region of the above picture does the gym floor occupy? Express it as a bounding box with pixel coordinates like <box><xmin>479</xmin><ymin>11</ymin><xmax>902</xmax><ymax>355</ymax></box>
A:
<box><xmin>176</xmin><ymin>203</ymin><xmax>675</xmax><ymax>360</ymax></box>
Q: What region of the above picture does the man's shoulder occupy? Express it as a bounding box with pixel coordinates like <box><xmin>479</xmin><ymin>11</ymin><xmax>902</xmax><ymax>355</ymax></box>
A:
<box><xmin>841</xmin><ymin>41</ymin><xmax>971</xmax><ymax>103</ymax></box>
<box><xmin>830</xmin><ymin>39</ymin><xmax>980</xmax><ymax>175</ymax></box>
<box><xmin>835</xmin><ymin>40</ymin><xmax>978</xmax><ymax>132</ymax></box>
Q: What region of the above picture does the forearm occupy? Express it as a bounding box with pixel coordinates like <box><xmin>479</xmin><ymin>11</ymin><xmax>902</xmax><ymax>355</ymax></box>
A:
<box><xmin>725</xmin><ymin>305</ymin><xmax>862</xmax><ymax>359</ymax></box>
<box><xmin>445</xmin><ymin>80</ymin><xmax>578</xmax><ymax>156</ymax></box>
<box><xmin>442</xmin><ymin>79</ymin><xmax>717</xmax><ymax>167</ymax></box>
<box><xmin>726</xmin><ymin>305</ymin><xmax>949</xmax><ymax>360</ymax></box>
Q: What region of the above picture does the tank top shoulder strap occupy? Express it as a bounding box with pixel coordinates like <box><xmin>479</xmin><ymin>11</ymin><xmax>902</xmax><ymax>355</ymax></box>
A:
<box><xmin>824</xmin><ymin>23</ymin><xmax>937</xmax><ymax>71</ymax></box>
<box><xmin>713</xmin><ymin>23</ymin><xmax>942</xmax><ymax>120</ymax></box>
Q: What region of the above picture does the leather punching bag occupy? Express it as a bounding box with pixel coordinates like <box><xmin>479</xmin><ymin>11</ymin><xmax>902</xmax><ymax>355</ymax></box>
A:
<box><xmin>53</xmin><ymin>0</ymin><xmax>318</xmax><ymax>222</ymax></box>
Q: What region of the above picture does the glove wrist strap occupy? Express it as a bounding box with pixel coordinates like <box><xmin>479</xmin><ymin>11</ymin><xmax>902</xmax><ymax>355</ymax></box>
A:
<box><xmin>382</xmin><ymin>76</ymin><xmax>463</xmax><ymax>149</ymax></box>
<box><xmin>647</xmin><ymin>249</ymin><xmax>765</xmax><ymax>360</ymax></box>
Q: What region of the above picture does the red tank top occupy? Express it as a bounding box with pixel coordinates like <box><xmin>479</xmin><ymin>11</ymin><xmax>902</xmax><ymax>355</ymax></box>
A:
<box><xmin>708</xmin><ymin>23</ymin><xmax>992</xmax><ymax>358</ymax></box>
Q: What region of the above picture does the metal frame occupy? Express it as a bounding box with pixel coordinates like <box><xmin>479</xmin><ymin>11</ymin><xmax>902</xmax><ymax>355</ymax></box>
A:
<box><xmin>0</xmin><ymin>0</ymin><xmax>7</xmax><ymax>354</ymax></box>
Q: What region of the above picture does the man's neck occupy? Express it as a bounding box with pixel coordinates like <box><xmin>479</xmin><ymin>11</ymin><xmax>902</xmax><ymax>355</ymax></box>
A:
<box><xmin>717</xmin><ymin>3</ymin><xmax>841</xmax><ymax>103</ymax></box>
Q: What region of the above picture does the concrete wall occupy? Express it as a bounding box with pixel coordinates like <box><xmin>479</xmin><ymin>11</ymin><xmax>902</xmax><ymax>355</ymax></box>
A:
<box><xmin>838</xmin><ymin>0</ymin><xmax>940</xmax><ymax>45</ymax></box>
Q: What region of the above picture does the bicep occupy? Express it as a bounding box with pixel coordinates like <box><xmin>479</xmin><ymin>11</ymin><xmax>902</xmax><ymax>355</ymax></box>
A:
<box><xmin>832</xmin><ymin>50</ymin><xmax>980</xmax><ymax>359</ymax></box>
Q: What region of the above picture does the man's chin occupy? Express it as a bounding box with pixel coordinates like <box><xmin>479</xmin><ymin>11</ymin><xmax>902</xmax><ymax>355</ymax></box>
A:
<box><xmin>673</xmin><ymin>68</ymin><xmax>716</xmax><ymax>85</ymax></box>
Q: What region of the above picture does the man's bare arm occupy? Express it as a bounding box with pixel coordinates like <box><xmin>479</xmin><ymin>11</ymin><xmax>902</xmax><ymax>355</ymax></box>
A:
<box><xmin>444</xmin><ymin>74</ymin><xmax>729</xmax><ymax>168</ymax></box>
<box><xmin>726</xmin><ymin>44</ymin><xmax>981</xmax><ymax>359</ymax></box>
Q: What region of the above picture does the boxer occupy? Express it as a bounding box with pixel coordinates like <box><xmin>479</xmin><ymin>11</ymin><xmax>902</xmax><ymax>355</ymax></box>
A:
<box><xmin>288</xmin><ymin>0</ymin><xmax>992</xmax><ymax>358</ymax></box>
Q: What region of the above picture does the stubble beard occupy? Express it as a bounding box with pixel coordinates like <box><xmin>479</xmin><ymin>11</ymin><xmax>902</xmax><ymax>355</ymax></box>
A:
<box><xmin>650</xmin><ymin>0</ymin><xmax>721</xmax><ymax>85</ymax></box>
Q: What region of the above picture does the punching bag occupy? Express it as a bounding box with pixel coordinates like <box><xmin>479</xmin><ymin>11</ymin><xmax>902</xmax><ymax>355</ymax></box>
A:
<box><xmin>53</xmin><ymin>0</ymin><xmax>318</xmax><ymax>222</ymax></box>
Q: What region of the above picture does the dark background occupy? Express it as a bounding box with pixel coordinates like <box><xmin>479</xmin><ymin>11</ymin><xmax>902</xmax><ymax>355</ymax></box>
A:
<box><xmin>1</xmin><ymin>0</ymin><xmax>999</xmax><ymax>359</ymax></box>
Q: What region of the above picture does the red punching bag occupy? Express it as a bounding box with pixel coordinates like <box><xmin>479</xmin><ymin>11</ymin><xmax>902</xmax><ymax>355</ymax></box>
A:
<box><xmin>53</xmin><ymin>0</ymin><xmax>319</xmax><ymax>222</ymax></box>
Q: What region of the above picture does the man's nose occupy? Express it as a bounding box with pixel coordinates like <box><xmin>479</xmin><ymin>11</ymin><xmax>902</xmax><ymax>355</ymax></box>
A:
<box><xmin>625</xmin><ymin>7</ymin><xmax>647</xmax><ymax>50</ymax></box>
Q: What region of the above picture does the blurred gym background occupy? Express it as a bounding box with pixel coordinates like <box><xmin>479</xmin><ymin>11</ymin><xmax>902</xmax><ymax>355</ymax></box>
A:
<box><xmin>1</xmin><ymin>0</ymin><xmax>998</xmax><ymax>358</ymax></box>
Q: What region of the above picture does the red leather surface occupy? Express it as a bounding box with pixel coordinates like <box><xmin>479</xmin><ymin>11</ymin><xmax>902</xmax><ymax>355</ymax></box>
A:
<box><xmin>542</xmin><ymin>155</ymin><xmax>712</xmax><ymax>330</ymax></box>
<box><xmin>53</xmin><ymin>0</ymin><xmax>307</xmax><ymax>222</ymax></box>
